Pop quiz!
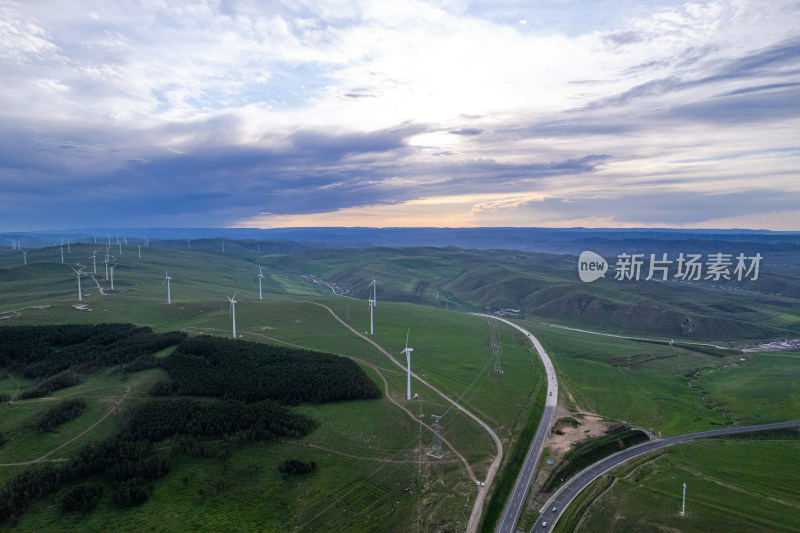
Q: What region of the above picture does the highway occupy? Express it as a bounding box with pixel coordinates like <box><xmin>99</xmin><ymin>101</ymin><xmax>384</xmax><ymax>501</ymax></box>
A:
<box><xmin>531</xmin><ymin>420</ymin><xmax>800</xmax><ymax>532</ymax></box>
<box><xmin>472</xmin><ymin>314</ymin><xmax>558</xmax><ymax>533</ymax></box>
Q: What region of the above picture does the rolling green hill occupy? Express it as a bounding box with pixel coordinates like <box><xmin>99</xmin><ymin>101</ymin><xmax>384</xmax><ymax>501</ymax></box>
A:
<box><xmin>2</xmin><ymin>241</ymin><xmax>799</xmax><ymax>341</ymax></box>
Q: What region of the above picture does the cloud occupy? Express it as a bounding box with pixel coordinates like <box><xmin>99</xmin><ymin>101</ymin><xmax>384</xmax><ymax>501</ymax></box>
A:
<box><xmin>603</xmin><ymin>30</ymin><xmax>643</xmax><ymax>47</ymax></box>
<box><xmin>0</xmin><ymin>0</ymin><xmax>798</xmax><ymax>230</ymax></box>
<box><xmin>449</xmin><ymin>127</ymin><xmax>483</xmax><ymax>136</ymax></box>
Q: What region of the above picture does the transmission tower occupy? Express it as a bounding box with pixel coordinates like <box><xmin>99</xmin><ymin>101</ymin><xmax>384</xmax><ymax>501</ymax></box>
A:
<box><xmin>427</xmin><ymin>415</ymin><xmax>443</xmax><ymax>458</ymax></box>
<box><xmin>488</xmin><ymin>318</ymin><xmax>503</xmax><ymax>374</ymax></box>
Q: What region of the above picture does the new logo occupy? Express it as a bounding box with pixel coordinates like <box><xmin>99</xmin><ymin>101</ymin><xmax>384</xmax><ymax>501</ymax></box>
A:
<box><xmin>578</xmin><ymin>251</ymin><xmax>607</xmax><ymax>283</ymax></box>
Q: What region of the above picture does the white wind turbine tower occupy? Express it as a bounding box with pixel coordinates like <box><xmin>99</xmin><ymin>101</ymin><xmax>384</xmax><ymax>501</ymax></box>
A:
<box><xmin>21</xmin><ymin>250</ymin><xmax>27</xmax><ymax>265</ymax></box>
<box><xmin>71</xmin><ymin>267</ymin><xmax>83</xmax><ymax>301</ymax></box>
<box><xmin>162</xmin><ymin>269</ymin><xmax>172</xmax><ymax>304</ymax></box>
<box><xmin>103</xmin><ymin>257</ymin><xmax>109</xmax><ymax>281</ymax></box>
<box><xmin>227</xmin><ymin>294</ymin><xmax>238</xmax><ymax>338</ymax></box>
<box><xmin>109</xmin><ymin>263</ymin><xmax>118</xmax><ymax>290</ymax></box>
<box><xmin>138</xmin><ymin>243</ymin><xmax>141</xmax><ymax>259</ymax></box>
<box><xmin>60</xmin><ymin>246</ymin><xmax>64</xmax><ymax>264</ymax></box>
<box><xmin>90</xmin><ymin>251</ymin><xmax>97</xmax><ymax>274</ymax></box>
<box><xmin>257</xmin><ymin>266</ymin><xmax>265</xmax><ymax>300</ymax></box>
<box><xmin>67</xmin><ymin>238</ymin><xmax>71</xmax><ymax>254</ymax></box>
<box><xmin>401</xmin><ymin>329</ymin><xmax>414</xmax><ymax>400</ymax></box>
<box><xmin>367</xmin><ymin>278</ymin><xmax>377</xmax><ymax>334</ymax></box>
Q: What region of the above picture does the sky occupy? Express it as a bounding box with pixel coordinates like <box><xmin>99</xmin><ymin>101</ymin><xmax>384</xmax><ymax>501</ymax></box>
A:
<box><xmin>1</xmin><ymin>0</ymin><xmax>799</xmax><ymax>231</ymax></box>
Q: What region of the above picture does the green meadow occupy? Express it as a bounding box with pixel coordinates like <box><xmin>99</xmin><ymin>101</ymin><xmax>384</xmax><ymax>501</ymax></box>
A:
<box><xmin>557</xmin><ymin>436</ymin><xmax>800</xmax><ymax>533</ymax></box>
<box><xmin>0</xmin><ymin>244</ymin><xmax>549</xmax><ymax>531</ymax></box>
<box><xmin>1</xmin><ymin>241</ymin><xmax>798</xmax><ymax>531</ymax></box>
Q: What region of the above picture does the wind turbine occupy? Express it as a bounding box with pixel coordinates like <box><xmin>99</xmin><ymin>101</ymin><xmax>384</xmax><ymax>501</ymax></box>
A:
<box><xmin>257</xmin><ymin>266</ymin><xmax>265</xmax><ymax>300</ymax></box>
<box><xmin>21</xmin><ymin>250</ymin><xmax>27</xmax><ymax>265</ymax></box>
<box><xmin>118</xmin><ymin>242</ymin><xmax>122</xmax><ymax>255</ymax></box>
<box><xmin>109</xmin><ymin>264</ymin><xmax>118</xmax><ymax>290</ymax></box>
<box><xmin>90</xmin><ymin>251</ymin><xmax>97</xmax><ymax>274</ymax></box>
<box><xmin>162</xmin><ymin>269</ymin><xmax>172</xmax><ymax>304</ymax></box>
<box><xmin>67</xmin><ymin>238</ymin><xmax>71</xmax><ymax>254</ymax></box>
<box><xmin>60</xmin><ymin>246</ymin><xmax>64</xmax><ymax>264</ymax></box>
<box><xmin>680</xmin><ymin>482</ymin><xmax>686</xmax><ymax>516</ymax></box>
<box><xmin>227</xmin><ymin>294</ymin><xmax>238</xmax><ymax>338</ymax></box>
<box><xmin>138</xmin><ymin>243</ymin><xmax>141</xmax><ymax>259</ymax></box>
<box><xmin>103</xmin><ymin>257</ymin><xmax>109</xmax><ymax>281</ymax></box>
<box><xmin>367</xmin><ymin>278</ymin><xmax>377</xmax><ymax>334</ymax></box>
<box><xmin>71</xmin><ymin>267</ymin><xmax>83</xmax><ymax>301</ymax></box>
<box><xmin>401</xmin><ymin>329</ymin><xmax>414</xmax><ymax>400</ymax></box>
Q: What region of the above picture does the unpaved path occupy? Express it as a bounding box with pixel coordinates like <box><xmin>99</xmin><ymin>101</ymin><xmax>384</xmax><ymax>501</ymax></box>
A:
<box><xmin>305</xmin><ymin>302</ymin><xmax>502</xmax><ymax>533</ymax></box>
<box><xmin>206</xmin><ymin>324</ymin><xmax>479</xmax><ymax>480</ymax></box>
<box><xmin>89</xmin><ymin>274</ymin><xmax>107</xmax><ymax>295</ymax></box>
<box><xmin>0</xmin><ymin>385</ymin><xmax>131</xmax><ymax>467</ymax></box>
<box><xmin>550</xmin><ymin>324</ymin><xmax>731</xmax><ymax>350</ymax></box>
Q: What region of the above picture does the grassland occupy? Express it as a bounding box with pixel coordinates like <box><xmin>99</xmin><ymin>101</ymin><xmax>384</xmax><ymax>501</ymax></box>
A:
<box><xmin>0</xmin><ymin>245</ymin><xmax>551</xmax><ymax>531</ymax></box>
<box><xmin>3</xmin><ymin>241</ymin><xmax>799</xmax><ymax>342</ymax></box>
<box><xmin>556</xmin><ymin>436</ymin><xmax>800</xmax><ymax>533</ymax></box>
<box><xmin>697</xmin><ymin>350</ymin><xmax>800</xmax><ymax>424</ymax></box>
<box><xmin>1</xmin><ymin>241</ymin><xmax>799</xmax><ymax>531</ymax></box>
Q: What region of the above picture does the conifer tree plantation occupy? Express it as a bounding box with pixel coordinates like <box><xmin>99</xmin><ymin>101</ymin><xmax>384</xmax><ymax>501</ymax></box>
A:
<box><xmin>0</xmin><ymin>324</ymin><xmax>381</xmax><ymax>525</ymax></box>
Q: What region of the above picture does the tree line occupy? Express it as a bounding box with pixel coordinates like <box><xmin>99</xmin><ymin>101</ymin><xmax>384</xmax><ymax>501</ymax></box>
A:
<box><xmin>0</xmin><ymin>324</ymin><xmax>186</xmax><ymax>381</ymax></box>
<box><xmin>31</xmin><ymin>397</ymin><xmax>87</xmax><ymax>432</ymax></box>
<box><xmin>0</xmin><ymin>325</ymin><xmax>382</xmax><ymax>524</ymax></box>
<box><xmin>151</xmin><ymin>335</ymin><xmax>381</xmax><ymax>404</ymax></box>
<box><xmin>0</xmin><ymin>397</ymin><xmax>317</xmax><ymax>523</ymax></box>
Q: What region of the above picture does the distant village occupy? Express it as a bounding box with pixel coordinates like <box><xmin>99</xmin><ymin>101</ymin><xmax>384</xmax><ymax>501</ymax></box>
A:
<box><xmin>747</xmin><ymin>338</ymin><xmax>800</xmax><ymax>352</ymax></box>
<box><xmin>493</xmin><ymin>308</ymin><xmax>521</xmax><ymax>318</ymax></box>
<box><xmin>300</xmin><ymin>274</ymin><xmax>350</xmax><ymax>296</ymax></box>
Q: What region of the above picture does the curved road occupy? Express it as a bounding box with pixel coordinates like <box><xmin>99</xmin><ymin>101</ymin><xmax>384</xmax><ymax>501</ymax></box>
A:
<box><xmin>531</xmin><ymin>420</ymin><xmax>800</xmax><ymax>532</ymax></box>
<box><xmin>470</xmin><ymin>315</ymin><xmax>558</xmax><ymax>533</ymax></box>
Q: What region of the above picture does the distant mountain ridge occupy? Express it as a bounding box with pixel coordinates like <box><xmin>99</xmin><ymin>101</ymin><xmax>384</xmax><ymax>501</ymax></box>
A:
<box><xmin>3</xmin><ymin>227</ymin><xmax>798</xmax><ymax>255</ymax></box>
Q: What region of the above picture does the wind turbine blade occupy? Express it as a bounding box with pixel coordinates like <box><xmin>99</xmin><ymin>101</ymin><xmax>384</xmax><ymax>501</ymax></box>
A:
<box><xmin>405</xmin><ymin>328</ymin><xmax>409</xmax><ymax>350</ymax></box>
